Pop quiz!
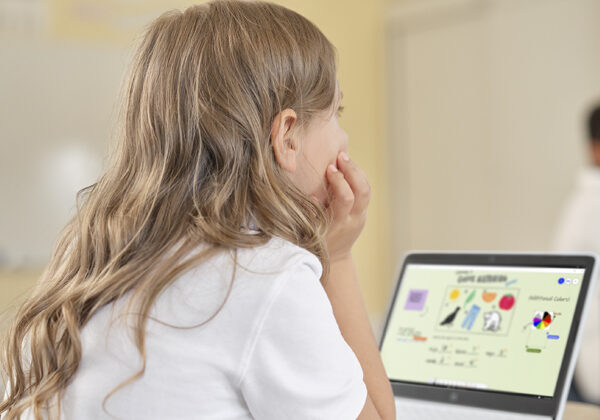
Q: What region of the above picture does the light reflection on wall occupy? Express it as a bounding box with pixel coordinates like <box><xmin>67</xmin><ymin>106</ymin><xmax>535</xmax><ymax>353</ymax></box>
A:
<box><xmin>41</xmin><ymin>142</ymin><xmax>102</xmax><ymax>227</ymax></box>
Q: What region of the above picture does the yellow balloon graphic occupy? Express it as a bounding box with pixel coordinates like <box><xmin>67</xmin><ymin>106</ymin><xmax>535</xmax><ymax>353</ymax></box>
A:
<box><xmin>450</xmin><ymin>289</ymin><xmax>460</xmax><ymax>300</ymax></box>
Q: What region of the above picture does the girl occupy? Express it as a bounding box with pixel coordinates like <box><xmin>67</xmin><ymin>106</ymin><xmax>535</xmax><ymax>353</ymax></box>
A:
<box><xmin>0</xmin><ymin>1</ymin><xmax>395</xmax><ymax>419</ymax></box>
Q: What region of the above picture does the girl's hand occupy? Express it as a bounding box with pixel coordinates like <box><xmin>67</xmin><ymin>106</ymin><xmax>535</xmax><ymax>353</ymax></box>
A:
<box><xmin>323</xmin><ymin>152</ymin><xmax>371</xmax><ymax>263</ymax></box>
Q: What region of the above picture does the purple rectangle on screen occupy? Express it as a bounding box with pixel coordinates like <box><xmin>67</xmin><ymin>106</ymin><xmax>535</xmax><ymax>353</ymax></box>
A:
<box><xmin>404</xmin><ymin>289</ymin><xmax>428</xmax><ymax>311</ymax></box>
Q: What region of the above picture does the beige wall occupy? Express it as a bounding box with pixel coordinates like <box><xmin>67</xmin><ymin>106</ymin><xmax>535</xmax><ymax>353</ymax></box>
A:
<box><xmin>0</xmin><ymin>1</ymin><xmax>392</xmax><ymax>328</ymax></box>
<box><xmin>386</xmin><ymin>0</ymin><xmax>600</xmax><ymax>259</ymax></box>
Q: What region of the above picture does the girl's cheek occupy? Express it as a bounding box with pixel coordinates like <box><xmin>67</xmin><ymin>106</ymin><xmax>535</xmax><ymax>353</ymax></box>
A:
<box><xmin>315</xmin><ymin>178</ymin><xmax>330</xmax><ymax>207</ymax></box>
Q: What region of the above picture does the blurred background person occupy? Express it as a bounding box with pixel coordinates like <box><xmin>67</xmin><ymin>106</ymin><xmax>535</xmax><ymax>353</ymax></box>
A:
<box><xmin>553</xmin><ymin>104</ymin><xmax>600</xmax><ymax>405</ymax></box>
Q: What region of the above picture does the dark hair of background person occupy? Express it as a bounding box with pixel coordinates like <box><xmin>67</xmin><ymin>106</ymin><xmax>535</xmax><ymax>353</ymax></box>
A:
<box><xmin>588</xmin><ymin>103</ymin><xmax>600</xmax><ymax>142</ymax></box>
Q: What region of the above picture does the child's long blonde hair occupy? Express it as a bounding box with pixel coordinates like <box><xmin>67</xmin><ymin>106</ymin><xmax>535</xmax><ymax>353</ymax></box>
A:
<box><xmin>0</xmin><ymin>1</ymin><xmax>337</xmax><ymax>418</ymax></box>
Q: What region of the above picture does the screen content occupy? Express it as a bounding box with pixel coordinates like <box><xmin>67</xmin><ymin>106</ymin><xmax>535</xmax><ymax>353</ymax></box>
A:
<box><xmin>380</xmin><ymin>263</ymin><xmax>585</xmax><ymax>397</ymax></box>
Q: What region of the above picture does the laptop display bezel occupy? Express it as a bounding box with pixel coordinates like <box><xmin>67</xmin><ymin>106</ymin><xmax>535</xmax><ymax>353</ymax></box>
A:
<box><xmin>379</xmin><ymin>252</ymin><xmax>596</xmax><ymax>417</ymax></box>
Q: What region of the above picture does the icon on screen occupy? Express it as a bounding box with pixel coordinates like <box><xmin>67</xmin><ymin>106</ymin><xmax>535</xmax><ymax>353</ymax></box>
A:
<box><xmin>558</xmin><ymin>278</ymin><xmax>564</xmax><ymax>285</ymax></box>
<box><xmin>405</xmin><ymin>289</ymin><xmax>428</xmax><ymax>311</ymax></box>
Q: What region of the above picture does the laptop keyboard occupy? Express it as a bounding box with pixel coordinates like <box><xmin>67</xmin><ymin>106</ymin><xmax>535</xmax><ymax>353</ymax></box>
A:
<box><xmin>395</xmin><ymin>398</ymin><xmax>551</xmax><ymax>420</ymax></box>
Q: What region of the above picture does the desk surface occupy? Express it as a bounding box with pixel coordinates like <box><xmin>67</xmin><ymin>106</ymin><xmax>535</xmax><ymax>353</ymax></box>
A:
<box><xmin>564</xmin><ymin>401</ymin><xmax>600</xmax><ymax>420</ymax></box>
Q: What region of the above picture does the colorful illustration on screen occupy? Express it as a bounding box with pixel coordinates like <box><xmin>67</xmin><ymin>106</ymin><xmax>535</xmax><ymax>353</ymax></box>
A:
<box><xmin>482</xmin><ymin>292</ymin><xmax>497</xmax><ymax>303</ymax></box>
<box><xmin>461</xmin><ymin>304</ymin><xmax>480</xmax><ymax>331</ymax></box>
<box><xmin>499</xmin><ymin>294</ymin><xmax>516</xmax><ymax>310</ymax></box>
<box><xmin>532</xmin><ymin>311</ymin><xmax>554</xmax><ymax>330</ymax></box>
<box><xmin>440</xmin><ymin>307</ymin><xmax>461</xmax><ymax>326</ymax></box>
<box><xmin>436</xmin><ymin>286</ymin><xmax>519</xmax><ymax>336</ymax></box>
<box><xmin>522</xmin><ymin>311</ymin><xmax>561</xmax><ymax>354</ymax></box>
<box><xmin>449</xmin><ymin>289</ymin><xmax>460</xmax><ymax>300</ymax></box>
<box><xmin>482</xmin><ymin>311</ymin><xmax>501</xmax><ymax>332</ymax></box>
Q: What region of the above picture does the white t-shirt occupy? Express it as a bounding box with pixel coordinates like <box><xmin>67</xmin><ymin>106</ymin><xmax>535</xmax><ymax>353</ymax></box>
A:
<box><xmin>553</xmin><ymin>167</ymin><xmax>600</xmax><ymax>404</ymax></box>
<box><xmin>22</xmin><ymin>237</ymin><xmax>367</xmax><ymax>419</ymax></box>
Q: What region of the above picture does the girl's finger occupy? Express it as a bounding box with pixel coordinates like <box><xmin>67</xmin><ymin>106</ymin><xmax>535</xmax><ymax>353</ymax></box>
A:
<box><xmin>326</xmin><ymin>164</ymin><xmax>354</xmax><ymax>219</ymax></box>
<box><xmin>336</xmin><ymin>153</ymin><xmax>371</xmax><ymax>214</ymax></box>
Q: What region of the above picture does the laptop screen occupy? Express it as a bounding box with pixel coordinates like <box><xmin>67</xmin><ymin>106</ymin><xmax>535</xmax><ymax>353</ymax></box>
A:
<box><xmin>380</xmin><ymin>262</ymin><xmax>586</xmax><ymax>398</ymax></box>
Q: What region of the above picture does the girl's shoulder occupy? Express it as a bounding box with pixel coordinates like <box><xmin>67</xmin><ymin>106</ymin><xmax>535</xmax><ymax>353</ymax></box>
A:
<box><xmin>160</xmin><ymin>236</ymin><xmax>323</xmax><ymax>323</ymax></box>
<box><xmin>235</xmin><ymin>236</ymin><xmax>323</xmax><ymax>279</ymax></box>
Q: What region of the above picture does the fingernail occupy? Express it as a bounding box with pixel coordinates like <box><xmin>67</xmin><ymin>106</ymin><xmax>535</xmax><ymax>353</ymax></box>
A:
<box><xmin>328</xmin><ymin>164</ymin><xmax>338</xmax><ymax>172</ymax></box>
<box><xmin>340</xmin><ymin>152</ymin><xmax>350</xmax><ymax>161</ymax></box>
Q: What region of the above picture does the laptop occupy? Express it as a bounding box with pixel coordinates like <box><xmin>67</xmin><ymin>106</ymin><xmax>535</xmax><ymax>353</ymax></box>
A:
<box><xmin>379</xmin><ymin>252</ymin><xmax>597</xmax><ymax>420</ymax></box>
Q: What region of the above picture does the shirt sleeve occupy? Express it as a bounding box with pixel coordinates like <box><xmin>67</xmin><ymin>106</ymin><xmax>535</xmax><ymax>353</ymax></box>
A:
<box><xmin>239</xmin><ymin>259</ymin><xmax>367</xmax><ymax>420</ymax></box>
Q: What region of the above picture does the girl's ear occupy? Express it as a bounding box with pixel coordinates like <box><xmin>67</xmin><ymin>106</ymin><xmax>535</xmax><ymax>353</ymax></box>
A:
<box><xmin>270</xmin><ymin>108</ymin><xmax>298</xmax><ymax>173</ymax></box>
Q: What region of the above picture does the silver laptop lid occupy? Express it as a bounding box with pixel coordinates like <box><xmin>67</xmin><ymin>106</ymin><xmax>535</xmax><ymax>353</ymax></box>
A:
<box><xmin>379</xmin><ymin>253</ymin><xmax>597</xmax><ymax>418</ymax></box>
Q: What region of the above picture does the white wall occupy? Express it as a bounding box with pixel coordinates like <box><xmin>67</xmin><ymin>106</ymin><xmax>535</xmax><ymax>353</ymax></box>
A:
<box><xmin>0</xmin><ymin>37</ymin><xmax>130</xmax><ymax>266</ymax></box>
<box><xmin>387</xmin><ymin>0</ymin><xmax>600</xmax><ymax>261</ymax></box>
<box><xmin>0</xmin><ymin>0</ymin><xmax>182</xmax><ymax>268</ymax></box>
